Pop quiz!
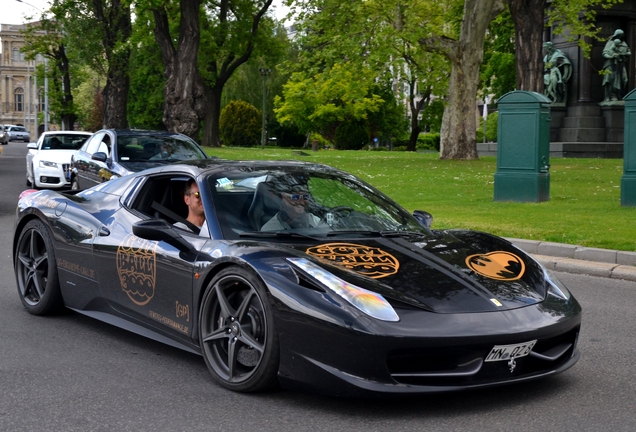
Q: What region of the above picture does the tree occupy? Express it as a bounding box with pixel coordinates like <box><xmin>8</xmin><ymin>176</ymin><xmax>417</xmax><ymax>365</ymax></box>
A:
<box><xmin>20</xmin><ymin>7</ymin><xmax>78</xmax><ymax>130</ymax></box>
<box><xmin>49</xmin><ymin>0</ymin><xmax>132</xmax><ymax>129</ymax></box>
<box><xmin>149</xmin><ymin>0</ymin><xmax>206</xmax><ymax>138</ymax></box>
<box><xmin>198</xmin><ymin>0</ymin><xmax>276</xmax><ymax>147</ymax></box>
<box><xmin>274</xmin><ymin>63</ymin><xmax>384</xmax><ymax>141</ymax></box>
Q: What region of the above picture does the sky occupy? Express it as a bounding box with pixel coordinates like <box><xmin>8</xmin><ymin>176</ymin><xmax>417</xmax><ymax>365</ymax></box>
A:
<box><xmin>3</xmin><ymin>0</ymin><xmax>290</xmax><ymax>25</ymax></box>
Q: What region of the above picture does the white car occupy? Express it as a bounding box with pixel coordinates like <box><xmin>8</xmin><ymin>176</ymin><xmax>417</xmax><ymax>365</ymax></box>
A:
<box><xmin>26</xmin><ymin>131</ymin><xmax>92</xmax><ymax>188</ymax></box>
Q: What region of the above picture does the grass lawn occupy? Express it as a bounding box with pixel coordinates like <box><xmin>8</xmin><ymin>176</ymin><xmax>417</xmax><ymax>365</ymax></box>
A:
<box><xmin>203</xmin><ymin>146</ymin><xmax>635</xmax><ymax>252</ymax></box>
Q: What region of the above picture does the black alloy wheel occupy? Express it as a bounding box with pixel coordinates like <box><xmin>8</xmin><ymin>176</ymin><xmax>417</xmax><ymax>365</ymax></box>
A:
<box><xmin>199</xmin><ymin>267</ymin><xmax>279</xmax><ymax>392</ymax></box>
<box><xmin>14</xmin><ymin>219</ymin><xmax>64</xmax><ymax>315</ymax></box>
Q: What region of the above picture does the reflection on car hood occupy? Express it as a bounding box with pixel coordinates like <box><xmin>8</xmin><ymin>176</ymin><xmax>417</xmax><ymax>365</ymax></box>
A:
<box><xmin>278</xmin><ymin>230</ymin><xmax>547</xmax><ymax>314</ymax></box>
<box><xmin>34</xmin><ymin>150</ymin><xmax>76</xmax><ymax>164</ymax></box>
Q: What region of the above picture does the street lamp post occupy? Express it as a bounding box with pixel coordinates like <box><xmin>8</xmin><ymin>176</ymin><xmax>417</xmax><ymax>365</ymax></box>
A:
<box><xmin>259</xmin><ymin>68</ymin><xmax>272</xmax><ymax>149</ymax></box>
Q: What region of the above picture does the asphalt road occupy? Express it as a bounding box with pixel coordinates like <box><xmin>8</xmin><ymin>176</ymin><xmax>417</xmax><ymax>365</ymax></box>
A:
<box><xmin>1</xmin><ymin>142</ymin><xmax>635</xmax><ymax>431</ymax></box>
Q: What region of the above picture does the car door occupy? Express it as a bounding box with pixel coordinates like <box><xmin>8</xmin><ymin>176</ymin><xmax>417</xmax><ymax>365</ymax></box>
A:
<box><xmin>90</xmin><ymin>175</ymin><xmax>206</xmax><ymax>340</ymax></box>
<box><xmin>74</xmin><ymin>131</ymin><xmax>111</xmax><ymax>188</ymax></box>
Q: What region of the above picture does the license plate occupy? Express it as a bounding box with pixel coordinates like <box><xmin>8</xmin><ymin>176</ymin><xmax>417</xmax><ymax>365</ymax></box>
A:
<box><xmin>485</xmin><ymin>340</ymin><xmax>536</xmax><ymax>362</ymax></box>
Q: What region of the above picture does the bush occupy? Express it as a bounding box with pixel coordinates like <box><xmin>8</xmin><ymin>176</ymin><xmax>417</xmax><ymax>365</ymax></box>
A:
<box><xmin>334</xmin><ymin>119</ymin><xmax>370</xmax><ymax>150</ymax></box>
<box><xmin>392</xmin><ymin>145</ymin><xmax>408</xmax><ymax>152</ymax></box>
<box><xmin>416</xmin><ymin>133</ymin><xmax>441</xmax><ymax>151</ymax></box>
<box><xmin>220</xmin><ymin>100</ymin><xmax>261</xmax><ymax>147</ymax></box>
<box><xmin>476</xmin><ymin>111</ymin><xmax>498</xmax><ymax>143</ymax></box>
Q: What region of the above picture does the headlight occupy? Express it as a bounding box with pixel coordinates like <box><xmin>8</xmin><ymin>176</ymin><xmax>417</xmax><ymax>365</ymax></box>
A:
<box><xmin>287</xmin><ymin>257</ymin><xmax>399</xmax><ymax>322</ymax></box>
<box><xmin>544</xmin><ymin>268</ymin><xmax>572</xmax><ymax>300</ymax></box>
<box><xmin>39</xmin><ymin>160</ymin><xmax>58</xmax><ymax>168</ymax></box>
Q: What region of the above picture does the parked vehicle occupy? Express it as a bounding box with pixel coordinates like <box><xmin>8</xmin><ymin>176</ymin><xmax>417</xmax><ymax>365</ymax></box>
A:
<box><xmin>6</xmin><ymin>125</ymin><xmax>30</xmax><ymax>142</ymax></box>
<box><xmin>26</xmin><ymin>131</ymin><xmax>92</xmax><ymax>189</ymax></box>
<box><xmin>0</xmin><ymin>125</ymin><xmax>8</xmax><ymax>145</ymax></box>
<box><xmin>70</xmin><ymin>129</ymin><xmax>208</xmax><ymax>190</ymax></box>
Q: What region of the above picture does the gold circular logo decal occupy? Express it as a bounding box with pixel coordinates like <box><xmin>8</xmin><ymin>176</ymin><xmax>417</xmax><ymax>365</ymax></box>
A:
<box><xmin>465</xmin><ymin>251</ymin><xmax>526</xmax><ymax>281</ymax></box>
<box><xmin>116</xmin><ymin>234</ymin><xmax>158</xmax><ymax>305</ymax></box>
<box><xmin>306</xmin><ymin>243</ymin><xmax>399</xmax><ymax>279</ymax></box>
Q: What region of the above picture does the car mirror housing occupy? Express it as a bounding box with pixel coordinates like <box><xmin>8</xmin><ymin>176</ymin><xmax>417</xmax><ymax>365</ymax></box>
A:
<box><xmin>413</xmin><ymin>210</ymin><xmax>433</xmax><ymax>229</ymax></box>
<box><xmin>132</xmin><ymin>219</ymin><xmax>198</xmax><ymax>257</ymax></box>
<box><xmin>91</xmin><ymin>152</ymin><xmax>108</xmax><ymax>162</ymax></box>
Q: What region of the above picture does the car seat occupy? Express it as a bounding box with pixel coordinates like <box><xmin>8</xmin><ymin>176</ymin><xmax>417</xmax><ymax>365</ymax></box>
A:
<box><xmin>247</xmin><ymin>182</ymin><xmax>282</xmax><ymax>230</ymax></box>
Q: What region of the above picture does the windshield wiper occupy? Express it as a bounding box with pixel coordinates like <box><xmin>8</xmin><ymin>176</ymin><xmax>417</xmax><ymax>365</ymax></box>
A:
<box><xmin>239</xmin><ymin>231</ymin><xmax>320</xmax><ymax>240</ymax></box>
<box><xmin>325</xmin><ymin>230</ymin><xmax>424</xmax><ymax>238</ymax></box>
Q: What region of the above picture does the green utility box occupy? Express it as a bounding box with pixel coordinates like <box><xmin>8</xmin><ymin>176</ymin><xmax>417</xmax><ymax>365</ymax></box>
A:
<box><xmin>494</xmin><ymin>91</ymin><xmax>551</xmax><ymax>202</ymax></box>
<box><xmin>621</xmin><ymin>89</ymin><xmax>636</xmax><ymax>206</ymax></box>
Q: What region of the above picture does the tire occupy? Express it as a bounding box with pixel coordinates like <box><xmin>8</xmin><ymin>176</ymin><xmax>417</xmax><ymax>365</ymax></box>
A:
<box><xmin>199</xmin><ymin>266</ymin><xmax>279</xmax><ymax>392</ymax></box>
<box><xmin>14</xmin><ymin>219</ymin><xmax>64</xmax><ymax>315</ymax></box>
<box><xmin>70</xmin><ymin>178</ymin><xmax>80</xmax><ymax>191</ymax></box>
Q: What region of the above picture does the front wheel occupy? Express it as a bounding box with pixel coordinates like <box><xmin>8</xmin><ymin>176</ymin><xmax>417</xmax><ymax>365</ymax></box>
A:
<box><xmin>14</xmin><ymin>219</ymin><xmax>64</xmax><ymax>315</ymax></box>
<box><xmin>199</xmin><ymin>267</ymin><xmax>279</xmax><ymax>392</ymax></box>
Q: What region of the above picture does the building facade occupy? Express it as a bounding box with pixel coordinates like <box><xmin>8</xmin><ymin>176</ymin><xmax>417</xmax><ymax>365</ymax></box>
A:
<box><xmin>0</xmin><ymin>22</ymin><xmax>47</xmax><ymax>140</ymax></box>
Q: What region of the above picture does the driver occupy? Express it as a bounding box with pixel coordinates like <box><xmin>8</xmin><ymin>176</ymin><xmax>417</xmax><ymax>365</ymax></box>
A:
<box><xmin>261</xmin><ymin>183</ymin><xmax>320</xmax><ymax>231</ymax></box>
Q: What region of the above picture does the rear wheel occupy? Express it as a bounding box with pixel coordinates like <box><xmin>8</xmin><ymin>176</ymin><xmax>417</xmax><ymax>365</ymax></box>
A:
<box><xmin>14</xmin><ymin>219</ymin><xmax>64</xmax><ymax>315</ymax></box>
<box><xmin>199</xmin><ymin>267</ymin><xmax>279</xmax><ymax>392</ymax></box>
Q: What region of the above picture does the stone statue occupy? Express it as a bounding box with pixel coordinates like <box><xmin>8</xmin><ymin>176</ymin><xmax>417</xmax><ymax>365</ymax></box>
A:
<box><xmin>602</xmin><ymin>29</ymin><xmax>631</xmax><ymax>103</ymax></box>
<box><xmin>543</xmin><ymin>42</ymin><xmax>572</xmax><ymax>105</ymax></box>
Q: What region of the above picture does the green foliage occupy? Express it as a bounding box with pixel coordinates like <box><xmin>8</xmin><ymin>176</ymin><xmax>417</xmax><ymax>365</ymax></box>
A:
<box><xmin>481</xmin><ymin>10</ymin><xmax>516</xmax><ymax>99</ymax></box>
<box><xmin>417</xmin><ymin>133</ymin><xmax>441</xmax><ymax>151</ymax></box>
<box><xmin>476</xmin><ymin>112</ymin><xmax>498</xmax><ymax>142</ymax></box>
<box><xmin>127</xmin><ymin>7</ymin><xmax>165</xmax><ymax>129</ymax></box>
<box><xmin>275</xmin><ymin>63</ymin><xmax>384</xmax><ymax>139</ymax></box>
<box><xmin>334</xmin><ymin>119</ymin><xmax>370</xmax><ymax>150</ymax></box>
<box><xmin>420</xmin><ymin>99</ymin><xmax>445</xmax><ymax>133</ymax></box>
<box><xmin>219</xmin><ymin>101</ymin><xmax>262</xmax><ymax>147</ymax></box>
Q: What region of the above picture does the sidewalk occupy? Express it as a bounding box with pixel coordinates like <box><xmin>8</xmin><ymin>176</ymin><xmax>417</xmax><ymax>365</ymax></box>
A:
<box><xmin>508</xmin><ymin>238</ymin><xmax>636</xmax><ymax>282</ymax></box>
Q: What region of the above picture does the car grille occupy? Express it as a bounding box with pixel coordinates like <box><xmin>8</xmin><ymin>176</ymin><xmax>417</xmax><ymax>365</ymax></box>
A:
<box><xmin>63</xmin><ymin>164</ymin><xmax>71</xmax><ymax>179</ymax></box>
<box><xmin>386</xmin><ymin>326</ymin><xmax>580</xmax><ymax>386</ymax></box>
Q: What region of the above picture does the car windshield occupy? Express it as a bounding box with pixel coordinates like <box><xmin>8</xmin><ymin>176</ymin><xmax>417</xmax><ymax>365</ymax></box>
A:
<box><xmin>41</xmin><ymin>134</ymin><xmax>90</xmax><ymax>150</ymax></box>
<box><xmin>116</xmin><ymin>134</ymin><xmax>207</xmax><ymax>163</ymax></box>
<box><xmin>207</xmin><ymin>167</ymin><xmax>431</xmax><ymax>240</ymax></box>
<box><xmin>11</xmin><ymin>126</ymin><xmax>27</xmax><ymax>132</ymax></box>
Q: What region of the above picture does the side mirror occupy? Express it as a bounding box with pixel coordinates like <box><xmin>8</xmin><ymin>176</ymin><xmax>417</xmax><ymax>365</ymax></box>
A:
<box><xmin>133</xmin><ymin>219</ymin><xmax>196</xmax><ymax>254</ymax></box>
<box><xmin>412</xmin><ymin>210</ymin><xmax>433</xmax><ymax>229</ymax></box>
<box><xmin>91</xmin><ymin>152</ymin><xmax>108</xmax><ymax>162</ymax></box>
<box><xmin>27</xmin><ymin>142</ymin><xmax>38</xmax><ymax>149</ymax></box>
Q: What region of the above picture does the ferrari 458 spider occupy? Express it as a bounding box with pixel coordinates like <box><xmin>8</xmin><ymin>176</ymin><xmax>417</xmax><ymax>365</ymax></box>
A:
<box><xmin>13</xmin><ymin>159</ymin><xmax>581</xmax><ymax>397</ymax></box>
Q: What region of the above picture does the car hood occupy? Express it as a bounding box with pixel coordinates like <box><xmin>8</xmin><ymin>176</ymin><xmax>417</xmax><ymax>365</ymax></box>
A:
<box><xmin>276</xmin><ymin>230</ymin><xmax>547</xmax><ymax>314</ymax></box>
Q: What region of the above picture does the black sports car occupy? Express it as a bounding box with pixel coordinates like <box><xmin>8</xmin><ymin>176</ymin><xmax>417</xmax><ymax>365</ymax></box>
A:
<box><xmin>69</xmin><ymin>129</ymin><xmax>208</xmax><ymax>190</ymax></box>
<box><xmin>13</xmin><ymin>159</ymin><xmax>581</xmax><ymax>397</ymax></box>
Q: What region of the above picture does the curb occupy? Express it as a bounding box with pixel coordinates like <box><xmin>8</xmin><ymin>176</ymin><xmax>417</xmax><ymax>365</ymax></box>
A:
<box><xmin>508</xmin><ymin>238</ymin><xmax>636</xmax><ymax>282</ymax></box>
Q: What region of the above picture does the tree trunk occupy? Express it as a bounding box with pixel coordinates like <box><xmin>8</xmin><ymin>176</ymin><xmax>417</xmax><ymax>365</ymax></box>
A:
<box><xmin>202</xmin><ymin>85</ymin><xmax>223</xmax><ymax>147</ymax></box>
<box><xmin>153</xmin><ymin>0</ymin><xmax>205</xmax><ymax>138</ymax></box>
<box><xmin>57</xmin><ymin>45</ymin><xmax>77</xmax><ymax>130</ymax></box>
<box><xmin>509</xmin><ymin>0</ymin><xmax>545</xmax><ymax>92</ymax></box>
<box><xmin>102</xmin><ymin>67</ymin><xmax>129</xmax><ymax>129</ymax></box>
<box><xmin>93</xmin><ymin>0</ymin><xmax>131</xmax><ymax>129</ymax></box>
<box><xmin>440</xmin><ymin>54</ymin><xmax>482</xmax><ymax>159</ymax></box>
<box><xmin>438</xmin><ymin>0</ymin><xmax>505</xmax><ymax>160</ymax></box>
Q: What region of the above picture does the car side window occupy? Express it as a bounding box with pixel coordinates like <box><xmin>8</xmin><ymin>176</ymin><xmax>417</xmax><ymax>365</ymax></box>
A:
<box><xmin>85</xmin><ymin>132</ymin><xmax>106</xmax><ymax>154</ymax></box>
<box><xmin>97</xmin><ymin>134</ymin><xmax>112</xmax><ymax>157</ymax></box>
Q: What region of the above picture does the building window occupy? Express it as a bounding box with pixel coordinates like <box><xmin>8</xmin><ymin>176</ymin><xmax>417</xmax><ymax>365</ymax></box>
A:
<box><xmin>15</xmin><ymin>88</ymin><xmax>25</xmax><ymax>112</ymax></box>
<box><xmin>12</xmin><ymin>48</ymin><xmax>25</xmax><ymax>62</ymax></box>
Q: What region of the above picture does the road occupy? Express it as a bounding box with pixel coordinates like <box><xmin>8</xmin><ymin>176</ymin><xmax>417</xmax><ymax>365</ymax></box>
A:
<box><xmin>0</xmin><ymin>142</ymin><xmax>635</xmax><ymax>431</ymax></box>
